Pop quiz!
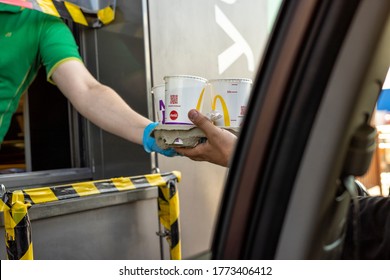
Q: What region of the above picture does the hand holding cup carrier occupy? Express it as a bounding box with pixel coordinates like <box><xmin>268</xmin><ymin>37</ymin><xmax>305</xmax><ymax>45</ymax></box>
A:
<box><xmin>150</xmin><ymin>75</ymin><xmax>252</xmax><ymax>151</ymax></box>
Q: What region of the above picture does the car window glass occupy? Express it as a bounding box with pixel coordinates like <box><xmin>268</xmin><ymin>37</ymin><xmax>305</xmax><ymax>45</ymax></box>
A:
<box><xmin>367</xmin><ymin>67</ymin><xmax>390</xmax><ymax>196</ymax></box>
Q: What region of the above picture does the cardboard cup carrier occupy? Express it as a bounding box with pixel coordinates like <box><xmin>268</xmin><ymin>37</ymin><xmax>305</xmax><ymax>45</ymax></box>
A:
<box><xmin>164</xmin><ymin>75</ymin><xmax>207</xmax><ymax>125</ymax></box>
<box><xmin>152</xmin><ymin>75</ymin><xmax>208</xmax><ymax>148</ymax></box>
<box><xmin>151</xmin><ymin>84</ymin><xmax>165</xmax><ymax>123</ymax></box>
<box><xmin>209</xmin><ymin>78</ymin><xmax>252</xmax><ymax>128</ymax></box>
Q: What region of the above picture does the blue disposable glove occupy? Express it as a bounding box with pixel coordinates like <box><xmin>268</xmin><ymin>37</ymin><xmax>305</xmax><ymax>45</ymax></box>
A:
<box><xmin>143</xmin><ymin>122</ymin><xmax>178</xmax><ymax>157</ymax></box>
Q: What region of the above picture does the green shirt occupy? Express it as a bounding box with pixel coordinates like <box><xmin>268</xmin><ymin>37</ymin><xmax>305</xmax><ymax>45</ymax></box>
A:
<box><xmin>0</xmin><ymin>3</ymin><xmax>82</xmax><ymax>142</ymax></box>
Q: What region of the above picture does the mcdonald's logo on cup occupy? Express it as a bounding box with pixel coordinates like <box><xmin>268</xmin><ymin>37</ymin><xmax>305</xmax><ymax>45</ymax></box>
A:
<box><xmin>209</xmin><ymin>78</ymin><xmax>252</xmax><ymax>127</ymax></box>
<box><xmin>152</xmin><ymin>84</ymin><xmax>166</xmax><ymax>123</ymax></box>
<box><xmin>164</xmin><ymin>75</ymin><xmax>208</xmax><ymax>125</ymax></box>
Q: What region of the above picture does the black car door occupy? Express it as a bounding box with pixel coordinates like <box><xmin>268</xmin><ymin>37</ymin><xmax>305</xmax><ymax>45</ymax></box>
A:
<box><xmin>212</xmin><ymin>0</ymin><xmax>390</xmax><ymax>259</ymax></box>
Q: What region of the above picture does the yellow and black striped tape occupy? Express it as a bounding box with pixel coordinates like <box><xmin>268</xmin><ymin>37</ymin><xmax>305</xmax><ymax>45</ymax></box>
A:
<box><xmin>0</xmin><ymin>171</ymin><xmax>181</xmax><ymax>205</ymax></box>
<box><xmin>1</xmin><ymin>190</ymin><xmax>33</xmax><ymax>260</ymax></box>
<box><xmin>0</xmin><ymin>0</ymin><xmax>115</xmax><ymax>28</ymax></box>
<box><xmin>158</xmin><ymin>179</ymin><xmax>181</xmax><ymax>260</ymax></box>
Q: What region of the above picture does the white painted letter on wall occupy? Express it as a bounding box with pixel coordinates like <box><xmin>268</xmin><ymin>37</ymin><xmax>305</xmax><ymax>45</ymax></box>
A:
<box><xmin>215</xmin><ymin>5</ymin><xmax>254</xmax><ymax>74</ymax></box>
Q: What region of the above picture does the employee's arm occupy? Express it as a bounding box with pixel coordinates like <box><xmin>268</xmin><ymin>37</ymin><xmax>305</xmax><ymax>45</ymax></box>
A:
<box><xmin>51</xmin><ymin>59</ymin><xmax>151</xmax><ymax>145</ymax></box>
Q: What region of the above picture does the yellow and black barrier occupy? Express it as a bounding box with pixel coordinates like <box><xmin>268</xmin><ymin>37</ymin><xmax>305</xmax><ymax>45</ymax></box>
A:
<box><xmin>0</xmin><ymin>190</ymin><xmax>33</xmax><ymax>260</ymax></box>
<box><xmin>157</xmin><ymin>179</ymin><xmax>181</xmax><ymax>260</ymax></box>
<box><xmin>0</xmin><ymin>171</ymin><xmax>182</xmax><ymax>260</ymax></box>
<box><xmin>0</xmin><ymin>0</ymin><xmax>116</xmax><ymax>28</ymax></box>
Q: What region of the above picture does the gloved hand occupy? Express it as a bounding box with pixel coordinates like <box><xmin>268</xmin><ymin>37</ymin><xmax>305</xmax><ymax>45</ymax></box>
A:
<box><xmin>143</xmin><ymin>122</ymin><xmax>178</xmax><ymax>157</ymax></box>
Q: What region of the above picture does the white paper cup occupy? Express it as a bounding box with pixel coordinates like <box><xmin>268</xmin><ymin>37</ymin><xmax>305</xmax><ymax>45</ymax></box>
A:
<box><xmin>164</xmin><ymin>75</ymin><xmax>208</xmax><ymax>125</ymax></box>
<box><xmin>209</xmin><ymin>78</ymin><xmax>252</xmax><ymax>127</ymax></box>
<box><xmin>151</xmin><ymin>84</ymin><xmax>165</xmax><ymax>123</ymax></box>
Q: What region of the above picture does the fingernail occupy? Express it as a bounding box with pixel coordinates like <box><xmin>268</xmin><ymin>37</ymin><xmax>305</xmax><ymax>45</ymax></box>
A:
<box><xmin>188</xmin><ymin>109</ymin><xmax>199</xmax><ymax>121</ymax></box>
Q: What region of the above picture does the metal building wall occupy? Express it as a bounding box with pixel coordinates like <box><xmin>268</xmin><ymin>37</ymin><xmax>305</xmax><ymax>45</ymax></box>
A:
<box><xmin>146</xmin><ymin>0</ymin><xmax>270</xmax><ymax>259</ymax></box>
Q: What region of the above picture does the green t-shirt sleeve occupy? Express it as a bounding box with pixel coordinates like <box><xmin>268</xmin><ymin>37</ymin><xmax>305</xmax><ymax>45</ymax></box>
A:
<box><xmin>38</xmin><ymin>15</ymin><xmax>82</xmax><ymax>83</ymax></box>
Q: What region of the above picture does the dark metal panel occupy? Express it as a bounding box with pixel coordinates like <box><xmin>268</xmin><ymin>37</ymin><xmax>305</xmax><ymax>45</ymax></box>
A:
<box><xmin>80</xmin><ymin>0</ymin><xmax>151</xmax><ymax>179</ymax></box>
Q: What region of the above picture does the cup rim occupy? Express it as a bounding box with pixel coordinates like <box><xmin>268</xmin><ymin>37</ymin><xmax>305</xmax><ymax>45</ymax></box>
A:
<box><xmin>208</xmin><ymin>78</ymin><xmax>252</xmax><ymax>84</ymax></box>
<box><xmin>163</xmin><ymin>75</ymin><xmax>208</xmax><ymax>83</ymax></box>
<box><xmin>151</xmin><ymin>84</ymin><xmax>165</xmax><ymax>91</ymax></box>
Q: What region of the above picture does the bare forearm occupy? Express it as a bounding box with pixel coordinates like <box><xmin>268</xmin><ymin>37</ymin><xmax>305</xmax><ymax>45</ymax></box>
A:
<box><xmin>71</xmin><ymin>83</ymin><xmax>151</xmax><ymax>144</ymax></box>
<box><xmin>52</xmin><ymin>60</ymin><xmax>151</xmax><ymax>145</ymax></box>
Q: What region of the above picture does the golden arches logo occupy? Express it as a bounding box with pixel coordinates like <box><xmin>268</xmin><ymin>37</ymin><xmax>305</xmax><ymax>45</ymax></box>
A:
<box><xmin>195</xmin><ymin>88</ymin><xmax>206</xmax><ymax>111</ymax></box>
<box><xmin>212</xmin><ymin>95</ymin><xmax>230</xmax><ymax>126</ymax></box>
